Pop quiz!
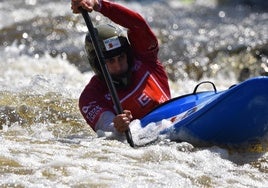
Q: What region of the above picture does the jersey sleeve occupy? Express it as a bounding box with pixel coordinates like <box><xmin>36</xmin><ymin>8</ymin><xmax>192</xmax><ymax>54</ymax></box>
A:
<box><xmin>78</xmin><ymin>77</ymin><xmax>115</xmax><ymax>131</ymax></box>
<box><xmin>99</xmin><ymin>0</ymin><xmax>159</xmax><ymax>61</ymax></box>
<box><xmin>95</xmin><ymin>111</ymin><xmax>116</xmax><ymax>132</ymax></box>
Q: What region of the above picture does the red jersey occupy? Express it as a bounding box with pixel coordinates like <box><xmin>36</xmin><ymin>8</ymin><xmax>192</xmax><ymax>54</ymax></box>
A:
<box><xmin>79</xmin><ymin>1</ymin><xmax>171</xmax><ymax>130</ymax></box>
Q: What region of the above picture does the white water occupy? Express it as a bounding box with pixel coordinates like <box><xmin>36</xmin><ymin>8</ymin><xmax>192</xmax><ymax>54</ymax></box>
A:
<box><xmin>1</xmin><ymin>0</ymin><xmax>268</xmax><ymax>187</ymax></box>
<box><xmin>2</xmin><ymin>33</ymin><xmax>267</xmax><ymax>188</ymax></box>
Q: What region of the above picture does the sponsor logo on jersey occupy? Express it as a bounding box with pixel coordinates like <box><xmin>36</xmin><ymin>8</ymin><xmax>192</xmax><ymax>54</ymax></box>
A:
<box><xmin>82</xmin><ymin>101</ymin><xmax>103</xmax><ymax>123</ymax></box>
<box><xmin>138</xmin><ymin>93</ymin><xmax>151</xmax><ymax>106</ymax></box>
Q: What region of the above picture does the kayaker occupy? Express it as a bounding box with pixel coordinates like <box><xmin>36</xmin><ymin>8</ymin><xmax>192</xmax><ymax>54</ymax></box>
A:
<box><xmin>71</xmin><ymin>0</ymin><xmax>171</xmax><ymax>134</ymax></box>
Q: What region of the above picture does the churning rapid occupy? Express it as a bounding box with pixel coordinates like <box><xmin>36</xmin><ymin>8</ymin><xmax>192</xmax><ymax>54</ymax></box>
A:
<box><xmin>0</xmin><ymin>0</ymin><xmax>268</xmax><ymax>187</ymax></box>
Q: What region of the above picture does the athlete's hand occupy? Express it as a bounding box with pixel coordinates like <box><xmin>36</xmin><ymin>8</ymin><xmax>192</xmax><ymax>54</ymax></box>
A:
<box><xmin>71</xmin><ymin>0</ymin><xmax>101</xmax><ymax>14</ymax></box>
<box><xmin>113</xmin><ymin>110</ymin><xmax>133</xmax><ymax>133</ymax></box>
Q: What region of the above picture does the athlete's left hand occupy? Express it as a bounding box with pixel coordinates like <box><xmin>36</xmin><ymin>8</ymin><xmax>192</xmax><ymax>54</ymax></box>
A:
<box><xmin>113</xmin><ymin>110</ymin><xmax>133</xmax><ymax>133</ymax></box>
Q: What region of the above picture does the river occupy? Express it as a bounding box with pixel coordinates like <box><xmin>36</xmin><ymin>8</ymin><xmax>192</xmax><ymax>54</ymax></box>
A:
<box><xmin>0</xmin><ymin>0</ymin><xmax>268</xmax><ymax>187</ymax></box>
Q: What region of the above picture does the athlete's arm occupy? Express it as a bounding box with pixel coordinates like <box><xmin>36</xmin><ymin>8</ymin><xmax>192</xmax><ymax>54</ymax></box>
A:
<box><xmin>95</xmin><ymin>111</ymin><xmax>116</xmax><ymax>132</ymax></box>
<box><xmin>99</xmin><ymin>0</ymin><xmax>158</xmax><ymax>59</ymax></box>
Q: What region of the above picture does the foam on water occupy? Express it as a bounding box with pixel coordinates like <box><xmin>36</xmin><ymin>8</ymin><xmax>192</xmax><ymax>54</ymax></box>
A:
<box><xmin>2</xmin><ymin>126</ymin><xmax>267</xmax><ymax>188</ymax></box>
<box><xmin>0</xmin><ymin>43</ymin><xmax>93</xmax><ymax>98</ymax></box>
<box><xmin>0</xmin><ymin>1</ymin><xmax>71</xmax><ymax>29</ymax></box>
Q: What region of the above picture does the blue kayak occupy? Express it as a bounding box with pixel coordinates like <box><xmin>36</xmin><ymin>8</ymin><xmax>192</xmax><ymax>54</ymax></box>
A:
<box><xmin>140</xmin><ymin>76</ymin><xmax>268</xmax><ymax>145</ymax></box>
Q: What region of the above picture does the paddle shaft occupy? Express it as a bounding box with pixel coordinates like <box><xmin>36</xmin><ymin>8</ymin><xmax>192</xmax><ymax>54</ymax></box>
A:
<box><xmin>80</xmin><ymin>9</ymin><xmax>135</xmax><ymax>147</ymax></box>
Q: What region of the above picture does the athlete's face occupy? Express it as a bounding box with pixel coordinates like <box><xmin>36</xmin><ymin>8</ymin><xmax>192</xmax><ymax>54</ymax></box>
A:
<box><xmin>105</xmin><ymin>52</ymin><xmax>128</xmax><ymax>77</ymax></box>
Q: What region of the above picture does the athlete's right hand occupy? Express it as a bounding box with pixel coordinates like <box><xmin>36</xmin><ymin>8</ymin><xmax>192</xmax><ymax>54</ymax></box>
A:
<box><xmin>113</xmin><ymin>110</ymin><xmax>133</xmax><ymax>133</ymax></box>
<box><xmin>71</xmin><ymin>0</ymin><xmax>101</xmax><ymax>14</ymax></box>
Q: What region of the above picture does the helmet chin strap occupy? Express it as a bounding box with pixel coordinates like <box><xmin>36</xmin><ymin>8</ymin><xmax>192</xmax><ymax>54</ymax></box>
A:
<box><xmin>112</xmin><ymin>74</ymin><xmax>131</xmax><ymax>89</ymax></box>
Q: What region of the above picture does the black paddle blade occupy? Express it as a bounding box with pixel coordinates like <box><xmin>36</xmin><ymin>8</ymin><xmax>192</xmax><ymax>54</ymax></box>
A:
<box><xmin>125</xmin><ymin>129</ymin><xmax>135</xmax><ymax>147</ymax></box>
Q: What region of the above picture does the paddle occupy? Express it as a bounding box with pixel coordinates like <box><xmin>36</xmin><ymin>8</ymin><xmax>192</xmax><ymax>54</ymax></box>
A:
<box><xmin>79</xmin><ymin>9</ymin><xmax>135</xmax><ymax>147</ymax></box>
